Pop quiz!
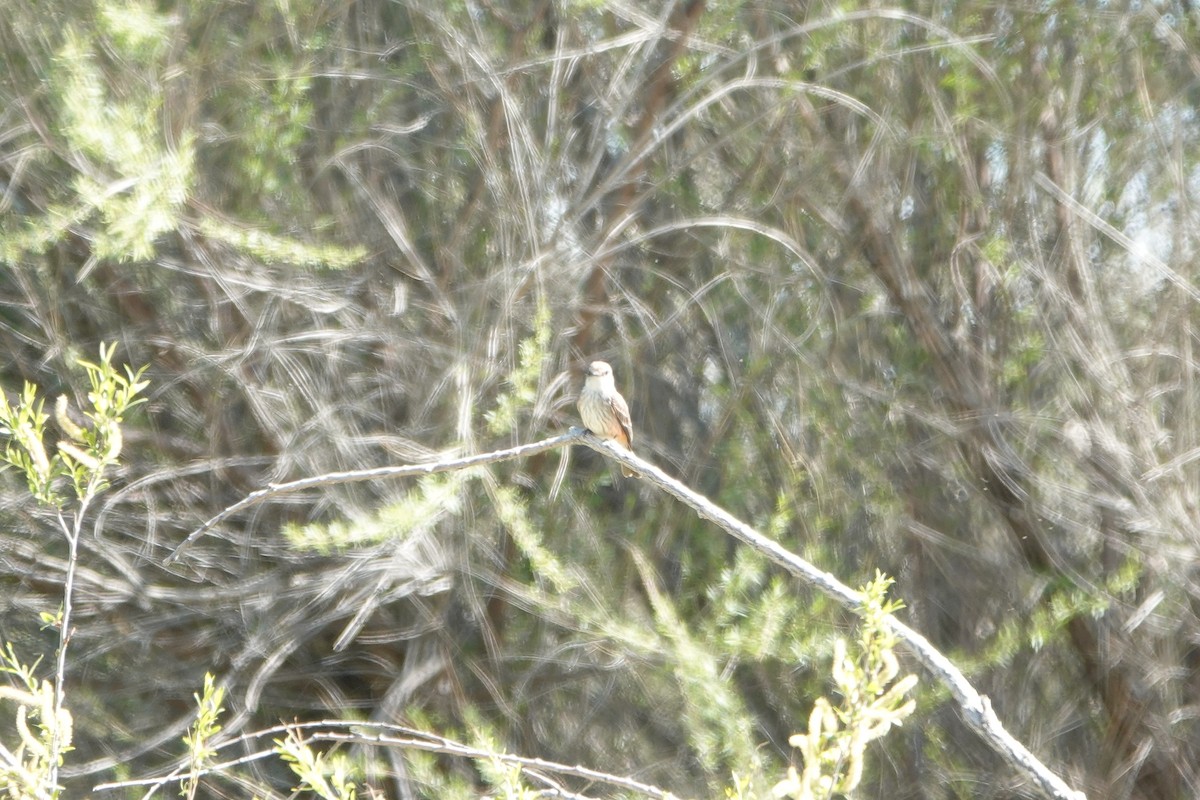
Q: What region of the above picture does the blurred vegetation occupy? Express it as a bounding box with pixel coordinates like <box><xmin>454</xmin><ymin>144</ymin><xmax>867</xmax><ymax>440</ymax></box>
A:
<box><xmin>1</xmin><ymin>0</ymin><xmax>1198</xmax><ymax>798</ymax></box>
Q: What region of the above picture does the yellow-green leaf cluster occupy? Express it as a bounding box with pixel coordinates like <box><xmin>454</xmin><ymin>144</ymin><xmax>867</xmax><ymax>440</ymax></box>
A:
<box><xmin>0</xmin><ymin>643</ymin><xmax>73</xmax><ymax>799</ymax></box>
<box><xmin>0</xmin><ymin>343</ymin><xmax>148</xmax><ymax>507</ymax></box>
<box><xmin>774</xmin><ymin>573</ymin><xmax>917</xmax><ymax>800</ymax></box>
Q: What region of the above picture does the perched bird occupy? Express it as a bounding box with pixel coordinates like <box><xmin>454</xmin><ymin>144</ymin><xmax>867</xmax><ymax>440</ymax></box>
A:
<box><xmin>578</xmin><ymin>360</ymin><xmax>636</xmax><ymax>478</ymax></box>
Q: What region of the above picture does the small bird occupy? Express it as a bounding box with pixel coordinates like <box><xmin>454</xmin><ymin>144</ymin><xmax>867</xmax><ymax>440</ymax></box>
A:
<box><xmin>578</xmin><ymin>360</ymin><xmax>636</xmax><ymax>478</ymax></box>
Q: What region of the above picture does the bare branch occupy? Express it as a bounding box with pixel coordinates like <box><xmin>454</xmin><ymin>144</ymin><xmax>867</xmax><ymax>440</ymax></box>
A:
<box><xmin>92</xmin><ymin>719</ymin><xmax>675</xmax><ymax>799</ymax></box>
<box><xmin>163</xmin><ymin>430</ymin><xmax>580</xmax><ymax>564</ymax></box>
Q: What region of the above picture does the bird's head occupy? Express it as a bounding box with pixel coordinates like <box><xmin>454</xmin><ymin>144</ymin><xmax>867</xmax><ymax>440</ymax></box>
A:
<box><xmin>585</xmin><ymin>361</ymin><xmax>613</xmax><ymax>379</ymax></box>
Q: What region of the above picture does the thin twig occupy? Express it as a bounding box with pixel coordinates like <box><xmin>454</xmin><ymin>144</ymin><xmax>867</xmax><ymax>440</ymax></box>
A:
<box><xmin>310</xmin><ymin>727</ymin><xmax>675</xmax><ymax>799</ymax></box>
<box><xmin>92</xmin><ymin>720</ymin><xmax>675</xmax><ymax>799</ymax></box>
<box><xmin>163</xmin><ymin>431</ymin><xmax>580</xmax><ymax>564</ymax></box>
<box><xmin>48</xmin><ymin>491</ymin><xmax>93</xmax><ymax>796</ymax></box>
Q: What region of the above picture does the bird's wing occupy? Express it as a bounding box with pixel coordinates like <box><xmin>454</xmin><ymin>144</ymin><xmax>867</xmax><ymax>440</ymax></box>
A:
<box><xmin>610</xmin><ymin>393</ymin><xmax>633</xmax><ymax>450</ymax></box>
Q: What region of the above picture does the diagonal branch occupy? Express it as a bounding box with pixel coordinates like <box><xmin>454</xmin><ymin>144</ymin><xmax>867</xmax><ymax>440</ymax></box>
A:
<box><xmin>164</xmin><ymin>430</ymin><xmax>1085</xmax><ymax>800</ymax></box>
<box><xmin>596</xmin><ymin>438</ymin><xmax>1084</xmax><ymax>800</ymax></box>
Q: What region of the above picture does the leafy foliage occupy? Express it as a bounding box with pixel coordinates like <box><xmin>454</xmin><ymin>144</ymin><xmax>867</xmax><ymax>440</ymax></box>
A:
<box><xmin>774</xmin><ymin>575</ymin><xmax>916</xmax><ymax>800</ymax></box>
<box><xmin>0</xmin><ymin>344</ymin><xmax>147</xmax><ymax>506</ymax></box>
<box><xmin>276</xmin><ymin>729</ymin><xmax>359</xmax><ymax>800</ymax></box>
<box><xmin>0</xmin><ymin>644</ymin><xmax>72</xmax><ymax>800</ymax></box>
<box><xmin>181</xmin><ymin>673</ymin><xmax>225</xmax><ymax>800</ymax></box>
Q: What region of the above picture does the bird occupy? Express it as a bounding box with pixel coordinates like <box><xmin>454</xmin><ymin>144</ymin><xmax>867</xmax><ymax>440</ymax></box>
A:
<box><xmin>577</xmin><ymin>360</ymin><xmax>636</xmax><ymax>478</ymax></box>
